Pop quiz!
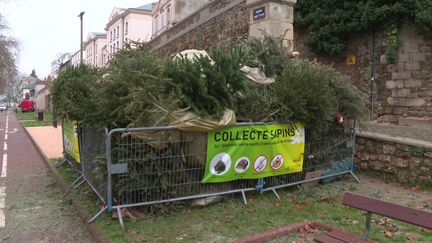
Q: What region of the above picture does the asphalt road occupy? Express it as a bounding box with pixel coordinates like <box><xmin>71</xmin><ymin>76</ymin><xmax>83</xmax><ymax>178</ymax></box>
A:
<box><xmin>0</xmin><ymin>110</ymin><xmax>93</xmax><ymax>242</ymax></box>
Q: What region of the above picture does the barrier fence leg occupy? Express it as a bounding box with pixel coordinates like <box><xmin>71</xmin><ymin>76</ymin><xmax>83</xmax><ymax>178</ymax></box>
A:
<box><xmin>272</xmin><ymin>189</ymin><xmax>281</xmax><ymax>200</ymax></box>
<box><xmin>56</xmin><ymin>158</ymin><xmax>68</xmax><ymax>168</ymax></box>
<box><xmin>88</xmin><ymin>205</ymin><xmax>108</xmax><ymax>223</ymax></box>
<box><xmin>117</xmin><ymin>207</ymin><xmax>125</xmax><ymax>228</ymax></box>
<box><xmin>71</xmin><ymin>175</ymin><xmax>84</xmax><ymax>188</ymax></box>
<box><xmin>73</xmin><ymin>176</ymin><xmax>86</xmax><ymax>189</ymax></box>
<box><xmin>241</xmin><ymin>191</ymin><xmax>247</xmax><ymax>205</ymax></box>
<box><xmin>349</xmin><ymin>171</ymin><xmax>361</xmax><ymax>183</ymax></box>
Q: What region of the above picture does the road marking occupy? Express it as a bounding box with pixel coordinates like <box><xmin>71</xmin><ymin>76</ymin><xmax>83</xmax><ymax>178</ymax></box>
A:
<box><xmin>7</xmin><ymin>128</ymin><xmax>17</xmax><ymax>134</ymax></box>
<box><xmin>0</xmin><ymin>210</ymin><xmax>4</xmax><ymax>227</ymax></box>
<box><xmin>1</xmin><ymin>154</ymin><xmax>7</xmax><ymax>178</ymax></box>
<box><xmin>0</xmin><ymin>114</ymin><xmax>7</xmax><ymax>227</ymax></box>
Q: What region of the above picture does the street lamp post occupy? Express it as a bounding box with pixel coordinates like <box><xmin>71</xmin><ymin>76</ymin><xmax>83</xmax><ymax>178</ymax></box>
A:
<box><xmin>78</xmin><ymin>11</ymin><xmax>85</xmax><ymax>65</ymax></box>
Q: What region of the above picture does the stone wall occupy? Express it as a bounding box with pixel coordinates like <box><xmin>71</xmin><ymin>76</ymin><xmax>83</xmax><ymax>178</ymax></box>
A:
<box><xmin>150</xmin><ymin>0</ymin><xmax>249</xmax><ymax>57</ymax></box>
<box><xmin>294</xmin><ymin>27</ymin><xmax>432</xmax><ymax>124</ymax></box>
<box><xmin>356</xmin><ymin>136</ymin><xmax>432</xmax><ymax>185</ymax></box>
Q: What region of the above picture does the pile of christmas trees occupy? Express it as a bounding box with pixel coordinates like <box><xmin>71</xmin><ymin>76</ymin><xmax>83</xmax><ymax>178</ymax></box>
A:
<box><xmin>52</xmin><ymin>36</ymin><xmax>364</xmax><ymax>133</ymax></box>
<box><xmin>51</xmin><ymin>36</ymin><xmax>365</xmax><ymax>212</ymax></box>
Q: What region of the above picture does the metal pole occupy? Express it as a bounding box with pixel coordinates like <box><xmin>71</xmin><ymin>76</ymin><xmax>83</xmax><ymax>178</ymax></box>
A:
<box><xmin>78</xmin><ymin>11</ymin><xmax>85</xmax><ymax>65</ymax></box>
<box><xmin>370</xmin><ymin>30</ymin><xmax>376</xmax><ymax>119</ymax></box>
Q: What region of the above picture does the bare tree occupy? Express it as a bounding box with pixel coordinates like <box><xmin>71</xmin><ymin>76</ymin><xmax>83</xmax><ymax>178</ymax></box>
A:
<box><xmin>51</xmin><ymin>52</ymin><xmax>71</xmax><ymax>75</ymax></box>
<box><xmin>0</xmin><ymin>14</ymin><xmax>18</xmax><ymax>93</ymax></box>
<box><xmin>5</xmin><ymin>74</ymin><xmax>22</xmax><ymax>107</ymax></box>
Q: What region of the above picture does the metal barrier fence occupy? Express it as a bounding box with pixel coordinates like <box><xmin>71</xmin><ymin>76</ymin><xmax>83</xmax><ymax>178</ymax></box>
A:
<box><xmin>79</xmin><ymin>127</ymin><xmax>107</xmax><ymax>201</ymax></box>
<box><xmin>82</xmin><ymin>123</ymin><xmax>358</xmax><ymax>227</ymax></box>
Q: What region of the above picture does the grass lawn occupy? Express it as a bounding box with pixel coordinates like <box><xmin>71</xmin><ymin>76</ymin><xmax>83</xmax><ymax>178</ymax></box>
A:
<box><xmin>15</xmin><ymin>111</ymin><xmax>54</xmax><ymax>127</ymax></box>
<box><xmin>52</xmin><ymin>159</ymin><xmax>432</xmax><ymax>243</ymax></box>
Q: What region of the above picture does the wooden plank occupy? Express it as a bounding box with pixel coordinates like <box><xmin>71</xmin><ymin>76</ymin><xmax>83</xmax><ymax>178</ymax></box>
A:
<box><xmin>342</xmin><ymin>192</ymin><xmax>432</xmax><ymax>229</ymax></box>
<box><xmin>314</xmin><ymin>234</ymin><xmax>346</xmax><ymax>243</ymax></box>
<box><xmin>327</xmin><ymin>230</ymin><xmax>370</xmax><ymax>243</ymax></box>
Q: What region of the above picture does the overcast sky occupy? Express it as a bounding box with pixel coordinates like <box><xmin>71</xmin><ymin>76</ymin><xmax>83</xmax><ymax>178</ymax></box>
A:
<box><xmin>1</xmin><ymin>0</ymin><xmax>155</xmax><ymax>79</ymax></box>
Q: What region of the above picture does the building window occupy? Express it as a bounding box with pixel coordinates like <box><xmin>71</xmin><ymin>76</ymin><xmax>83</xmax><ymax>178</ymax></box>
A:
<box><xmin>154</xmin><ymin>14</ymin><xmax>159</xmax><ymax>33</ymax></box>
<box><xmin>125</xmin><ymin>38</ymin><xmax>128</xmax><ymax>43</ymax></box>
<box><xmin>159</xmin><ymin>10</ymin><xmax>165</xmax><ymax>29</ymax></box>
<box><xmin>117</xmin><ymin>41</ymin><xmax>119</xmax><ymax>49</ymax></box>
<box><xmin>117</xmin><ymin>26</ymin><xmax>119</xmax><ymax>38</ymax></box>
<box><xmin>113</xmin><ymin>43</ymin><xmax>116</xmax><ymax>53</ymax></box>
<box><xmin>167</xmin><ymin>6</ymin><xmax>171</xmax><ymax>25</ymax></box>
<box><xmin>95</xmin><ymin>45</ymin><xmax>97</xmax><ymax>54</ymax></box>
<box><xmin>110</xmin><ymin>31</ymin><xmax>112</xmax><ymax>42</ymax></box>
<box><xmin>113</xmin><ymin>29</ymin><xmax>116</xmax><ymax>39</ymax></box>
<box><xmin>125</xmin><ymin>22</ymin><xmax>128</xmax><ymax>34</ymax></box>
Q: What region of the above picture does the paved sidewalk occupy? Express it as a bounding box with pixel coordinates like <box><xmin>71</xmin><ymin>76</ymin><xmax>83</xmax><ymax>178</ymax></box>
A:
<box><xmin>26</xmin><ymin>126</ymin><xmax>63</xmax><ymax>159</ymax></box>
<box><xmin>1</xmin><ymin>112</ymin><xmax>92</xmax><ymax>242</ymax></box>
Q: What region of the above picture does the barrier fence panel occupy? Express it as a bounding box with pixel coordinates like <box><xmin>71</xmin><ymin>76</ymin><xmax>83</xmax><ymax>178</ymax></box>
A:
<box><xmin>79</xmin><ymin>127</ymin><xmax>107</xmax><ymax>202</ymax></box>
<box><xmin>86</xmin><ymin>123</ymin><xmax>358</xmax><ymax>227</ymax></box>
<box><xmin>263</xmin><ymin>123</ymin><xmax>358</xmax><ymax>194</ymax></box>
<box><xmin>106</xmin><ymin>127</ymin><xmax>259</xmax><ymax>226</ymax></box>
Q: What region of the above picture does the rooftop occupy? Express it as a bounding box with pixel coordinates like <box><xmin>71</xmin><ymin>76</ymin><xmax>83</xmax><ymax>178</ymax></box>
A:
<box><xmin>136</xmin><ymin>3</ymin><xmax>154</xmax><ymax>11</ymax></box>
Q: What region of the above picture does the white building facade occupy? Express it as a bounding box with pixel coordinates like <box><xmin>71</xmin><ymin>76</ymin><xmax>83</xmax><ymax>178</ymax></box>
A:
<box><xmin>105</xmin><ymin>4</ymin><xmax>153</xmax><ymax>60</ymax></box>
<box><xmin>85</xmin><ymin>32</ymin><xmax>108</xmax><ymax>68</ymax></box>
<box><xmin>70</xmin><ymin>50</ymin><xmax>81</xmax><ymax>67</ymax></box>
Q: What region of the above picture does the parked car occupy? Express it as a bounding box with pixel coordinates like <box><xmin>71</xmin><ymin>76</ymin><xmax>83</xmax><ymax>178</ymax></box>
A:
<box><xmin>20</xmin><ymin>100</ymin><xmax>35</xmax><ymax>112</ymax></box>
<box><xmin>0</xmin><ymin>104</ymin><xmax>6</xmax><ymax>112</ymax></box>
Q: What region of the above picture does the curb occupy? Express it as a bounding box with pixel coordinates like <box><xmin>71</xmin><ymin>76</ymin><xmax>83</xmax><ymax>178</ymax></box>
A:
<box><xmin>234</xmin><ymin>221</ymin><xmax>342</xmax><ymax>243</ymax></box>
<box><xmin>22</xmin><ymin>124</ymin><xmax>109</xmax><ymax>243</ymax></box>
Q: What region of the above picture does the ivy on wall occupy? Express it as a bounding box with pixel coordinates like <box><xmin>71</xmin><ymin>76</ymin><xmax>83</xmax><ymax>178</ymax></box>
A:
<box><xmin>295</xmin><ymin>0</ymin><xmax>432</xmax><ymax>62</ymax></box>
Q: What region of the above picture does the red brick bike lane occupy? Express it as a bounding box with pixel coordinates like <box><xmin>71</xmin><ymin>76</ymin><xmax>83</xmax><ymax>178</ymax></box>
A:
<box><xmin>0</xmin><ymin>111</ymin><xmax>92</xmax><ymax>242</ymax></box>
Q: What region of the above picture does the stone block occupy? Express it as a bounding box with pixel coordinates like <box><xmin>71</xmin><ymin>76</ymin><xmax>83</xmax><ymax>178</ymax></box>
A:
<box><xmin>398</xmin><ymin>53</ymin><xmax>410</xmax><ymax>62</ymax></box>
<box><xmin>397</xmin><ymin>151</ymin><xmax>412</xmax><ymax>159</ymax></box>
<box><xmin>404</xmin><ymin>79</ymin><xmax>422</xmax><ymax>88</ymax></box>
<box><xmin>380</xmin><ymin>55</ymin><xmax>387</xmax><ymax>64</ymax></box>
<box><xmin>383</xmin><ymin>144</ymin><xmax>396</xmax><ymax>154</ymax></box>
<box><xmin>365</xmin><ymin>141</ymin><xmax>375</xmax><ymax>153</ymax></box>
<box><xmin>369</xmin><ymin>154</ymin><xmax>378</xmax><ymax>161</ymax></box>
<box><xmin>412</xmin><ymin>156</ymin><xmax>424</xmax><ymax>164</ymax></box>
<box><xmin>369</xmin><ymin>161</ymin><xmax>384</xmax><ymax>170</ymax></box>
<box><xmin>406</xmin><ymin>98</ymin><xmax>426</xmax><ymax>107</ymax></box>
<box><xmin>385</xmin><ymin>80</ymin><xmax>404</xmax><ymax>89</ymax></box>
<box><xmin>425</xmin><ymin>152</ymin><xmax>432</xmax><ymax>158</ymax></box>
<box><xmin>392</xmin><ymin>107</ymin><xmax>407</xmax><ymax>115</ymax></box>
<box><xmin>387</xmin><ymin>97</ymin><xmax>406</xmax><ymax>106</ymax></box>
<box><xmin>418</xmin><ymin>176</ymin><xmax>432</xmax><ymax>184</ymax></box>
<box><xmin>404</xmin><ymin>62</ymin><xmax>420</xmax><ymax>71</ymax></box>
<box><xmin>395</xmin><ymin>158</ymin><xmax>409</xmax><ymax>168</ymax></box>
<box><xmin>378</xmin><ymin>154</ymin><xmax>391</xmax><ymax>162</ymax></box>
<box><xmin>392</xmin><ymin>88</ymin><xmax>411</xmax><ymax>98</ymax></box>
<box><xmin>383</xmin><ymin>106</ymin><xmax>393</xmax><ymax>114</ymax></box>
<box><xmin>410</xmin><ymin>53</ymin><xmax>426</xmax><ymax>62</ymax></box>
<box><xmin>356</xmin><ymin>138</ymin><xmax>366</xmax><ymax>145</ymax></box>
<box><xmin>396</xmin><ymin>144</ymin><xmax>411</xmax><ymax>152</ymax></box>
<box><xmin>386</xmin><ymin>64</ymin><xmax>404</xmax><ymax>73</ymax></box>
<box><xmin>392</xmin><ymin>71</ymin><xmax>411</xmax><ymax>80</ymax></box>
<box><xmin>411</xmin><ymin>71</ymin><xmax>429</xmax><ymax>79</ymax></box>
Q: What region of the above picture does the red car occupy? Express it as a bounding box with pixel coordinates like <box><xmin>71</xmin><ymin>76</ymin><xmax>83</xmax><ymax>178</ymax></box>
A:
<box><xmin>20</xmin><ymin>100</ymin><xmax>35</xmax><ymax>112</ymax></box>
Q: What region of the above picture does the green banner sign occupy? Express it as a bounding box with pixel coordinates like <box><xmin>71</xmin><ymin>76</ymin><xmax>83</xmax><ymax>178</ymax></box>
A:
<box><xmin>63</xmin><ymin>118</ymin><xmax>81</xmax><ymax>163</ymax></box>
<box><xmin>203</xmin><ymin>124</ymin><xmax>305</xmax><ymax>183</ymax></box>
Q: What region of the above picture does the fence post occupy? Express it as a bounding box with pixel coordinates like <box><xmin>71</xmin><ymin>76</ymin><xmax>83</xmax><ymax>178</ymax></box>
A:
<box><xmin>106</xmin><ymin>129</ymin><xmax>113</xmax><ymax>212</ymax></box>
